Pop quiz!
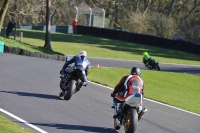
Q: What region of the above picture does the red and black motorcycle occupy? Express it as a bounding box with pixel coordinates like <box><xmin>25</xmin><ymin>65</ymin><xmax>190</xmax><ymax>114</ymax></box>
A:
<box><xmin>112</xmin><ymin>86</ymin><xmax>144</xmax><ymax>133</ymax></box>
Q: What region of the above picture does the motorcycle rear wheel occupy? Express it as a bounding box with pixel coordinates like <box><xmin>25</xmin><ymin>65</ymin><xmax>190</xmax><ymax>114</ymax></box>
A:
<box><xmin>154</xmin><ymin>63</ymin><xmax>160</xmax><ymax>71</ymax></box>
<box><xmin>124</xmin><ymin>108</ymin><xmax>138</xmax><ymax>133</ymax></box>
<box><xmin>64</xmin><ymin>80</ymin><xmax>76</xmax><ymax>100</ymax></box>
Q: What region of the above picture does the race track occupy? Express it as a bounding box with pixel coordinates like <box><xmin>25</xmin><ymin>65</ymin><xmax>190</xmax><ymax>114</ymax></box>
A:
<box><xmin>0</xmin><ymin>53</ymin><xmax>199</xmax><ymax>133</ymax></box>
<box><xmin>87</xmin><ymin>57</ymin><xmax>200</xmax><ymax>74</ymax></box>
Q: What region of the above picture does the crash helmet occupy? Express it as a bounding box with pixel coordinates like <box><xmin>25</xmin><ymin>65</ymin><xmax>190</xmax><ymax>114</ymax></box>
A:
<box><xmin>143</xmin><ymin>52</ymin><xmax>148</xmax><ymax>56</ymax></box>
<box><xmin>130</xmin><ymin>67</ymin><xmax>141</xmax><ymax>76</ymax></box>
<box><xmin>79</xmin><ymin>50</ymin><xmax>87</xmax><ymax>57</ymax></box>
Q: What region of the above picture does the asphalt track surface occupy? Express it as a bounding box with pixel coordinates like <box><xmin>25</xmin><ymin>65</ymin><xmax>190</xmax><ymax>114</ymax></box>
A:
<box><xmin>0</xmin><ymin>53</ymin><xmax>200</xmax><ymax>133</ymax></box>
<box><xmin>87</xmin><ymin>57</ymin><xmax>200</xmax><ymax>75</ymax></box>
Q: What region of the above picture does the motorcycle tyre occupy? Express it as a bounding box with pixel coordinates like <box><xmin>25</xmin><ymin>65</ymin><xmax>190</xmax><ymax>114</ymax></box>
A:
<box><xmin>124</xmin><ymin>108</ymin><xmax>138</xmax><ymax>133</ymax></box>
<box><xmin>64</xmin><ymin>80</ymin><xmax>76</xmax><ymax>100</ymax></box>
<box><xmin>154</xmin><ymin>63</ymin><xmax>160</xmax><ymax>71</ymax></box>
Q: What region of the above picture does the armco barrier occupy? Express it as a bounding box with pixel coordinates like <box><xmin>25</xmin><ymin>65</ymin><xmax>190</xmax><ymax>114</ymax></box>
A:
<box><xmin>32</xmin><ymin>26</ymin><xmax>44</xmax><ymax>31</ymax></box>
<box><xmin>197</xmin><ymin>45</ymin><xmax>200</xmax><ymax>54</ymax></box>
<box><xmin>3</xmin><ymin>45</ymin><xmax>66</xmax><ymax>61</ymax></box>
<box><xmin>22</xmin><ymin>49</ymin><xmax>31</xmax><ymax>56</ymax></box>
<box><xmin>47</xmin><ymin>54</ymin><xmax>53</xmax><ymax>59</ymax></box>
<box><xmin>120</xmin><ymin>31</ymin><xmax>130</xmax><ymax>41</ymax></box>
<box><xmin>76</xmin><ymin>25</ymin><xmax>200</xmax><ymax>55</ymax></box>
<box><xmin>6</xmin><ymin>46</ymin><xmax>13</xmax><ymax>53</ymax></box>
<box><xmin>11</xmin><ymin>47</ymin><xmax>23</xmax><ymax>55</ymax></box>
<box><xmin>57</xmin><ymin>55</ymin><xmax>65</xmax><ymax>61</ymax></box>
<box><xmin>42</xmin><ymin>54</ymin><xmax>48</xmax><ymax>59</ymax></box>
<box><xmin>56</xmin><ymin>26</ymin><xmax>68</xmax><ymax>34</ymax></box>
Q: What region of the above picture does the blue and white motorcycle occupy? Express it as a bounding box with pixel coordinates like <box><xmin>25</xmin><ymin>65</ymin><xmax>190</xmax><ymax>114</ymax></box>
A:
<box><xmin>59</xmin><ymin>56</ymin><xmax>89</xmax><ymax>100</ymax></box>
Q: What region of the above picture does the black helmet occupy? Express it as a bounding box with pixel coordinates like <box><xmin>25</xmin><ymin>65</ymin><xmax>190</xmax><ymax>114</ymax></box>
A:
<box><xmin>130</xmin><ymin>67</ymin><xmax>141</xmax><ymax>76</ymax></box>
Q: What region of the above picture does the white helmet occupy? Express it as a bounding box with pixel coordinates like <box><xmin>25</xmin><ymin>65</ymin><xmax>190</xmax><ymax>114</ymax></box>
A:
<box><xmin>79</xmin><ymin>50</ymin><xmax>87</xmax><ymax>57</ymax></box>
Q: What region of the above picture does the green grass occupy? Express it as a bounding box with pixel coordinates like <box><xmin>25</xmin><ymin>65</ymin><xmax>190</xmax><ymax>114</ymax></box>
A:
<box><xmin>88</xmin><ymin>67</ymin><xmax>200</xmax><ymax>114</ymax></box>
<box><xmin>1</xmin><ymin>29</ymin><xmax>200</xmax><ymax>65</ymax></box>
<box><xmin>0</xmin><ymin>115</ymin><xmax>33</xmax><ymax>133</ymax></box>
<box><xmin>0</xmin><ymin>30</ymin><xmax>200</xmax><ymax>132</ymax></box>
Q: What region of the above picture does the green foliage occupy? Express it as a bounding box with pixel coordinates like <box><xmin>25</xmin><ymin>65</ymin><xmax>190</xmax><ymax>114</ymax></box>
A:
<box><xmin>178</xmin><ymin>18</ymin><xmax>200</xmax><ymax>44</ymax></box>
<box><xmin>124</xmin><ymin>13</ymin><xmax>176</xmax><ymax>38</ymax></box>
<box><xmin>147</xmin><ymin>13</ymin><xmax>176</xmax><ymax>38</ymax></box>
<box><xmin>124</xmin><ymin>13</ymin><xmax>149</xmax><ymax>34</ymax></box>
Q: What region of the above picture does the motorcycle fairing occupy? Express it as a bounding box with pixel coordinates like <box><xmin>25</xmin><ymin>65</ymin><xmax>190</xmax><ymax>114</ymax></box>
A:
<box><xmin>125</xmin><ymin>93</ymin><xmax>142</xmax><ymax>107</ymax></box>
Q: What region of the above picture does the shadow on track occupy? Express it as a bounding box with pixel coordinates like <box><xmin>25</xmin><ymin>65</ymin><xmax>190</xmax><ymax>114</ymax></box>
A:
<box><xmin>22</xmin><ymin>122</ymin><xmax>119</xmax><ymax>133</ymax></box>
<box><xmin>140</xmin><ymin>118</ymin><xmax>179</xmax><ymax>133</ymax></box>
<box><xmin>0</xmin><ymin>90</ymin><xmax>61</xmax><ymax>100</ymax></box>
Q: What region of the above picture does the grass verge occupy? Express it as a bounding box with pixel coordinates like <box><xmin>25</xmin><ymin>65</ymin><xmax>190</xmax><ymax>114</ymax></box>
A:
<box><xmin>1</xmin><ymin>30</ymin><xmax>200</xmax><ymax>65</ymax></box>
<box><xmin>0</xmin><ymin>114</ymin><xmax>33</xmax><ymax>133</ymax></box>
<box><xmin>88</xmin><ymin>67</ymin><xmax>200</xmax><ymax>114</ymax></box>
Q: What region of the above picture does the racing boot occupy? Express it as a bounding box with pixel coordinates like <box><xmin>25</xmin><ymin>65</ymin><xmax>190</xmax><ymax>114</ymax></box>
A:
<box><xmin>138</xmin><ymin>107</ymin><xmax>147</xmax><ymax>121</ymax></box>
<box><xmin>76</xmin><ymin>74</ymin><xmax>87</xmax><ymax>92</ymax></box>
<box><xmin>76</xmin><ymin>82</ymin><xmax>83</xmax><ymax>92</ymax></box>
<box><xmin>59</xmin><ymin>90</ymin><xmax>64</xmax><ymax>97</ymax></box>
<box><xmin>113</xmin><ymin>103</ymin><xmax>122</xmax><ymax>118</ymax></box>
<box><xmin>76</xmin><ymin>81</ymin><xmax>87</xmax><ymax>92</ymax></box>
<box><xmin>83</xmin><ymin>74</ymin><xmax>88</xmax><ymax>87</ymax></box>
<box><xmin>146</xmin><ymin>65</ymin><xmax>152</xmax><ymax>70</ymax></box>
<box><xmin>114</xmin><ymin>118</ymin><xmax>121</xmax><ymax>130</ymax></box>
<box><xmin>83</xmin><ymin>81</ymin><xmax>87</xmax><ymax>87</ymax></box>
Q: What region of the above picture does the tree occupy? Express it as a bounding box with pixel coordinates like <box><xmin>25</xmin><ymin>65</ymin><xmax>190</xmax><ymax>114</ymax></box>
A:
<box><xmin>43</xmin><ymin>0</ymin><xmax>52</xmax><ymax>50</ymax></box>
<box><xmin>167</xmin><ymin>0</ymin><xmax>176</xmax><ymax>17</ymax></box>
<box><xmin>143</xmin><ymin>0</ymin><xmax>151</xmax><ymax>16</ymax></box>
<box><xmin>1</xmin><ymin>0</ymin><xmax>200</xmax><ymax>44</ymax></box>
<box><xmin>0</xmin><ymin>0</ymin><xmax>10</xmax><ymax>33</ymax></box>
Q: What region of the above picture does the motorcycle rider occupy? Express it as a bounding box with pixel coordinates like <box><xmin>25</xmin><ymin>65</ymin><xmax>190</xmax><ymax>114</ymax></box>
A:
<box><xmin>143</xmin><ymin>52</ymin><xmax>156</xmax><ymax>70</ymax></box>
<box><xmin>60</xmin><ymin>50</ymin><xmax>90</xmax><ymax>90</ymax></box>
<box><xmin>111</xmin><ymin>67</ymin><xmax>147</xmax><ymax>121</ymax></box>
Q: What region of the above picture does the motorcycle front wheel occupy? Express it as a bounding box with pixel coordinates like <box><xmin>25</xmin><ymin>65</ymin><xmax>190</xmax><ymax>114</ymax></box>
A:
<box><xmin>124</xmin><ymin>108</ymin><xmax>138</xmax><ymax>133</ymax></box>
<box><xmin>64</xmin><ymin>80</ymin><xmax>76</xmax><ymax>100</ymax></box>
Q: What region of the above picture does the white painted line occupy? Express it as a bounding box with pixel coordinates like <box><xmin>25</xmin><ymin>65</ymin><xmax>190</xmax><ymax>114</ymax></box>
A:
<box><xmin>0</xmin><ymin>108</ymin><xmax>48</xmax><ymax>133</ymax></box>
<box><xmin>143</xmin><ymin>98</ymin><xmax>200</xmax><ymax>117</ymax></box>
<box><xmin>88</xmin><ymin>81</ymin><xmax>200</xmax><ymax>117</ymax></box>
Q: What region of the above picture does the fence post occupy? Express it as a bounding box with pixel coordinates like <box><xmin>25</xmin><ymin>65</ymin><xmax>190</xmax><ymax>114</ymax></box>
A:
<box><xmin>20</xmin><ymin>32</ymin><xmax>23</xmax><ymax>42</ymax></box>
